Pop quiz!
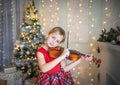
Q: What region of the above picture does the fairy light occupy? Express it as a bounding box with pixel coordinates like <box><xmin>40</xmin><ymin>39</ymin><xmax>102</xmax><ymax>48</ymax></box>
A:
<box><xmin>43</xmin><ymin>22</ymin><xmax>46</xmax><ymax>26</ymax></box>
<box><xmin>42</xmin><ymin>4</ymin><xmax>44</xmax><ymax>7</ymax></box>
<box><xmin>90</xmin><ymin>78</ymin><xmax>94</xmax><ymax>82</ymax></box>
<box><xmin>106</xmin><ymin>12</ymin><xmax>111</xmax><ymax>17</ymax></box>
<box><xmin>90</xmin><ymin>83</ymin><xmax>93</xmax><ymax>85</ymax></box>
<box><xmin>50</xmin><ymin>4</ymin><xmax>52</xmax><ymax>8</ymax></box>
<box><xmin>89</xmin><ymin>12</ymin><xmax>92</xmax><ymax>16</ymax></box>
<box><xmin>79</xmin><ymin>21</ymin><xmax>82</xmax><ymax>24</ymax></box>
<box><xmin>27</xmin><ymin>57</ymin><xmax>30</xmax><ymax>60</ymax></box>
<box><xmin>77</xmin><ymin>81</ymin><xmax>80</xmax><ymax>84</ymax></box>
<box><xmin>50</xmin><ymin>0</ymin><xmax>53</xmax><ymax>2</ymax></box>
<box><xmin>67</xmin><ymin>24</ymin><xmax>70</xmax><ymax>28</ymax></box>
<box><xmin>72</xmin><ymin>68</ymin><xmax>76</xmax><ymax>71</ymax></box>
<box><xmin>91</xmin><ymin>24</ymin><xmax>94</xmax><ymax>27</ymax></box>
<box><xmin>89</xmin><ymin>31</ymin><xmax>92</xmax><ymax>34</ymax></box>
<box><xmin>103</xmin><ymin>21</ymin><xmax>107</xmax><ymax>24</ymax></box>
<box><xmin>92</xmin><ymin>36</ymin><xmax>96</xmax><ymax>40</ymax></box>
<box><xmin>90</xmin><ymin>0</ymin><xmax>93</xmax><ymax>3</ymax></box>
<box><xmin>75</xmin><ymin>76</ymin><xmax>78</xmax><ymax>78</ymax></box>
<box><xmin>105</xmin><ymin>0</ymin><xmax>108</xmax><ymax>2</ymax></box>
<box><xmin>92</xmin><ymin>48</ymin><xmax>96</xmax><ymax>52</ymax></box>
<box><xmin>89</xmin><ymin>73</ymin><xmax>92</xmax><ymax>76</ymax></box>
<box><xmin>79</xmin><ymin>3</ymin><xmax>82</xmax><ymax>7</ymax></box>
<box><xmin>90</xmin><ymin>43</ymin><xmax>93</xmax><ymax>47</ymax></box>
<box><xmin>79</xmin><ymin>9</ymin><xmax>83</xmax><ymax>13</ymax></box>
<box><xmin>78</xmin><ymin>72</ymin><xmax>80</xmax><ymax>74</ymax></box>
<box><xmin>68</xmin><ymin>8</ymin><xmax>71</xmax><ymax>11</ymax></box>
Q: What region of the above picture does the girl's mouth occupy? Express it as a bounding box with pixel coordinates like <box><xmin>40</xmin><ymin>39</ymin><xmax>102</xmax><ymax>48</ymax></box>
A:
<box><xmin>49</xmin><ymin>42</ymin><xmax>54</xmax><ymax>47</ymax></box>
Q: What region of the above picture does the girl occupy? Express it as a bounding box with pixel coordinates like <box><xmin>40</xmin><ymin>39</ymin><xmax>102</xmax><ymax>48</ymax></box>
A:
<box><xmin>36</xmin><ymin>27</ymin><xmax>92</xmax><ymax>85</ymax></box>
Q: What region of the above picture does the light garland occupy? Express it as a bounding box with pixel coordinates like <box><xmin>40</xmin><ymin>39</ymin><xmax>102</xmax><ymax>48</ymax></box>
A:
<box><xmin>41</xmin><ymin>0</ymin><xmax>59</xmax><ymax>34</ymax></box>
<box><xmin>88</xmin><ymin>0</ymin><xmax>95</xmax><ymax>84</ymax></box>
<box><xmin>67</xmin><ymin>0</ymin><xmax>94</xmax><ymax>84</ymax></box>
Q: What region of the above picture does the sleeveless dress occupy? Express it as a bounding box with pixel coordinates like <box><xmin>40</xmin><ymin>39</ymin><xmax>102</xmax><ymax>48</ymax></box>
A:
<box><xmin>36</xmin><ymin>47</ymin><xmax>74</xmax><ymax>85</ymax></box>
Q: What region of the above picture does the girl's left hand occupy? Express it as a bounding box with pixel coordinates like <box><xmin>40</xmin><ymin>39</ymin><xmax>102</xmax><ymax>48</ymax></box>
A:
<box><xmin>84</xmin><ymin>54</ymin><xmax>93</xmax><ymax>61</ymax></box>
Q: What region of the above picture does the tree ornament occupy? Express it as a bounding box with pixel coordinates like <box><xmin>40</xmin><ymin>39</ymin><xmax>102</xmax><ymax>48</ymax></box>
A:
<box><xmin>111</xmin><ymin>40</ymin><xmax>116</xmax><ymax>45</ymax></box>
<box><xmin>116</xmin><ymin>35</ymin><xmax>120</xmax><ymax>41</ymax></box>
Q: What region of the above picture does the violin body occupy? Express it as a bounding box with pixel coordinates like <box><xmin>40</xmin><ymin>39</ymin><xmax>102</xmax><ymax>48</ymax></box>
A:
<box><xmin>49</xmin><ymin>46</ymin><xmax>101</xmax><ymax>66</ymax></box>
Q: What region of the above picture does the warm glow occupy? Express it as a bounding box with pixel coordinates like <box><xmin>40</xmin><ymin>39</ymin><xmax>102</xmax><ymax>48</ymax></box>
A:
<box><xmin>90</xmin><ymin>43</ymin><xmax>93</xmax><ymax>47</ymax></box>
<box><xmin>92</xmin><ymin>36</ymin><xmax>96</xmax><ymax>40</ymax></box>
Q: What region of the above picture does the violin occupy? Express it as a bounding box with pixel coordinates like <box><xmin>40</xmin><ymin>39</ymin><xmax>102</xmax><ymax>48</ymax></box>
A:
<box><xmin>49</xmin><ymin>46</ymin><xmax>101</xmax><ymax>66</ymax></box>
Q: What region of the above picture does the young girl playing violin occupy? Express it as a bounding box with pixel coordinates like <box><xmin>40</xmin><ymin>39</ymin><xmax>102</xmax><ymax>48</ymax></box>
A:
<box><xmin>36</xmin><ymin>27</ymin><xmax>93</xmax><ymax>85</ymax></box>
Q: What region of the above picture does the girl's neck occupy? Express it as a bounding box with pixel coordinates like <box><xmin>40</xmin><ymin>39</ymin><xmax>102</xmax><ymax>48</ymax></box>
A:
<box><xmin>42</xmin><ymin>44</ymin><xmax>49</xmax><ymax>51</ymax></box>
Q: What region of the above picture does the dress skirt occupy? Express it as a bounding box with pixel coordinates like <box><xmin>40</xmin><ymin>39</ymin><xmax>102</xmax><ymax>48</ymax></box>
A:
<box><xmin>36</xmin><ymin>69</ymin><xmax>74</xmax><ymax>85</ymax></box>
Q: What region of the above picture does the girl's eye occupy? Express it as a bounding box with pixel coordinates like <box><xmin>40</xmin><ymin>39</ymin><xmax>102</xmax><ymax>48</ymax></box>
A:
<box><xmin>51</xmin><ymin>36</ymin><xmax>55</xmax><ymax>39</ymax></box>
<box><xmin>56</xmin><ymin>40</ymin><xmax>60</xmax><ymax>44</ymax></box>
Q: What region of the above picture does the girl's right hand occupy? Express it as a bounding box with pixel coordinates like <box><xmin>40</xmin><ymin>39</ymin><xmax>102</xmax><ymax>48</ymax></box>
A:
<box><xmin>60</xmin><ymin>49</ymin><xmax>70</xmax><ymax>59</ymax></box>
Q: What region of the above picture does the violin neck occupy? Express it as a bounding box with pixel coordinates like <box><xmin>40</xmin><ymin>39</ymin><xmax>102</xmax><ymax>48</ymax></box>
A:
<box><xmin>69</xmin><ymin>50</ymin><xmax>85</xmax><ymax>56</ymax></box>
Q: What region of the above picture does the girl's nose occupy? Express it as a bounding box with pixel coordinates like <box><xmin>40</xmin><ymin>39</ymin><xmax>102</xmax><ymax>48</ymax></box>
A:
<box><xmin>52</xmin><ymin>39</ymin><xmax>56</xmax><ymax>44</ymax></box>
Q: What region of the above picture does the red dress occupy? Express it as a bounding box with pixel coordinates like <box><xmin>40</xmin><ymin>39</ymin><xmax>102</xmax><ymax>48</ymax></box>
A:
<box><xmin>36</xmin><ymin>47</ymin><xmax>74</xmax><ymax>85</ymax></box>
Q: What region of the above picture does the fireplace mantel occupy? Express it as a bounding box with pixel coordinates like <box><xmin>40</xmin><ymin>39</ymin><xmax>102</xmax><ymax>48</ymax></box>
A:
<box><xmin>99</xmin><ymin>42</ymin><xmax>120</xmax><ymax>85</ymax></box>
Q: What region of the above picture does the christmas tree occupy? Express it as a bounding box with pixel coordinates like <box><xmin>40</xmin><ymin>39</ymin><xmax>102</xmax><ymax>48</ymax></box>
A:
<box><xmin>13</xmin><ymin>1</ymin><xmax>45</xmax><ymax>79</ymax></box>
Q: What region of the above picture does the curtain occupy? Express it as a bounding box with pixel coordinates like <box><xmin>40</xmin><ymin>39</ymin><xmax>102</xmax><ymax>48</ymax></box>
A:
<box><xmin>0</xmin><ymin>0</ymin><xmax>24</xmax><ymax>67</ymax></box>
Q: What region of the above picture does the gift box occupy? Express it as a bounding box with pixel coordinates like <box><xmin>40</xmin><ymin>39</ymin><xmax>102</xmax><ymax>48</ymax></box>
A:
<box><xmin>0</xmin><ymin>71</ymin><xmax>22</xmax><ymax>85</ymax></box>
<box><xmin>4</xmin><ymin>66</ymin><xmax>16</xmax><ymax>74</ymax></box>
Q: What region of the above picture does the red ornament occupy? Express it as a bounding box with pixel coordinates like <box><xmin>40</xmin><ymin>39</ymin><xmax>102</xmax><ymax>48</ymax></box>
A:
<box><xmin>116</xmin><ymin>35</ymin><xmax>120</xmax><ymax>41</ymax></box>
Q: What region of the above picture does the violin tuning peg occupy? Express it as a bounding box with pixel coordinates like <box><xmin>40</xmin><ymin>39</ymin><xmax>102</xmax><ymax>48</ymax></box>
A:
<box><xmin>97</xmin><ymin>46</ymin><xmax>101</xmax><ymax>53</ymax></box>
<box><xmin>97</xmin><ymin>64</ymin><xmax>100</xmax><ymax>68</ymax></box>
<box><xmin>97</xmin><ymin>59</ymin><xmax>102</xmax><ymax>64</ymax></box>
<box><xmin>93</xmin><ymin>58</ymin><xmax>97</xmax><ymax>62</ymax></box>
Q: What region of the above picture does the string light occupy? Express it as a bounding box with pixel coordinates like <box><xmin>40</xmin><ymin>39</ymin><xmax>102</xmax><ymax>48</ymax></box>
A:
<box><xmin>92</xmin><ymin>36</ymin><xmax>96</xmax><ymax>40</ymax></box>
<box><xmin>41</xmin><ymin>0</ymin><xmax>59</xmax><ymax>34</ymax></box>
<box><xmin>90</xmin><ymin>43</ymin><xmax>93</xmax><ymax>47</ymax></box>
<box><xmin>77</xmin><ymin>72</ymin><xmax>80</xmax><ymax>74</ymax></box>
<box><xmin>72</xmin><ymin>68</ymin><xmax>76</xmax><ymax>71</ymax></box>
<box><xmin>89</xmin><ymin>73</ymin><xmax>92</xmax><ymax>76</ymax></box>
<box><xmin>77</xmin><ymin>81</ymin><xmax>80</xmax><ymax>84</ymax></box>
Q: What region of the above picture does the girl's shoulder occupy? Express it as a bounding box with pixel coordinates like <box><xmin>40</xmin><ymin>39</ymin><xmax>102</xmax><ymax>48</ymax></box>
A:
<box><xmin>37</xmin><ymin>47</ymin><xmax>43</xmax><ymax>50</ymax></box>
<box><xmin>37</xmin><ymin>46</ymin><xmax>48</xmax><ymax>53</ymax></box>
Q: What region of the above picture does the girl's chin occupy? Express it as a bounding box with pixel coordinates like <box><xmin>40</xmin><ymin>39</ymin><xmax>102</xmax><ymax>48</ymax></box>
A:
<box><xmin>48</xmin><ymin>44</ymin><xmax>55</xmax><ymax>48</ymax></box>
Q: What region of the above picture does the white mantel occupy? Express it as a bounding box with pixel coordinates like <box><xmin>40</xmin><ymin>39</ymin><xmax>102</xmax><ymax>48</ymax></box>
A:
<box><xmin>99</xmin><ymin>42</ymin><xmax>120</xmax><ymax>85</ymax></box>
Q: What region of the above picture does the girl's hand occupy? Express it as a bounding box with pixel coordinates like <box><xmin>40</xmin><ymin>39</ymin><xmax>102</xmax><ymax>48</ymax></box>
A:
<box><xmin>84</xmin><ymin>54</ymin><xmax>93</xmax><ymax>61</ymax></box>
<box><xmin>60</xmin><ymin>49</ymin><xmax>70</xmax><ymax>59</ymax></box>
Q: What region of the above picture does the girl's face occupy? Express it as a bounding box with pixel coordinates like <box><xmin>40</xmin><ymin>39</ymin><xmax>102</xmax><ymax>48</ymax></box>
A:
<box><xmin>46</xmin><ymin>32</ymin><xmax>63</xmax><ymax>48</ymax></box>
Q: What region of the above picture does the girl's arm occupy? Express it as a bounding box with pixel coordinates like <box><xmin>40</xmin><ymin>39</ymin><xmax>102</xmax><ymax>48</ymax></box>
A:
<box><xmin>61</xmin><ymin>54</ymin><xmax>93</xmax><ymax>72</ymax></box>
<box><xmin>61</xmin><ymin>58</ymin><xmax>81</xmax><ymax>72</ymax></box>
<box><xmin>37</xmin><ymin>49</ymin><xmax>69</xmax><ymax>73</ymax></box>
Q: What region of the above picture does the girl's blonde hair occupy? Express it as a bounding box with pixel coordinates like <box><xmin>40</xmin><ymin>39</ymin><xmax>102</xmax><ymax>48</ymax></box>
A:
<box><xmin>48</xmin><ymin>27</ymin><xmax>66</xmax><ymax>42</ymax></box>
